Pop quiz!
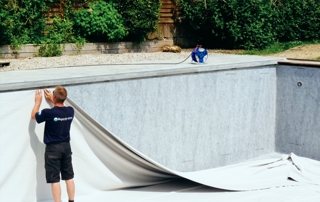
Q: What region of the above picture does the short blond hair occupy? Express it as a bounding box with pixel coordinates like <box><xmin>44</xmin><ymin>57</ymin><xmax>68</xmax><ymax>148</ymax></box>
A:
<box><xmin>53</xmin><ymin>85</ymin><xmax>67</xmax><ymax>103</ymax></box>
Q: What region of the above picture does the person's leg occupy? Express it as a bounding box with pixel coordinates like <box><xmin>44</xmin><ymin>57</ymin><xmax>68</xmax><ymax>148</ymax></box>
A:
<box><xmin>61</xmin><ymin>142</ymin><xmax>75</xmax><ymax>201</ymax></box>
<box><xmin>66</xmin><ymin>179</ymin><xmax>75</xmax><ymax>201</ymax></box>
<box><xmin>45</xmin><ymin>145</ymin><xmax>62</xmax><ymax>201</ymax></box>
<box><xmin>51</xmin><ymin>182</ymin><xmax>61</xmax><ymax>202</ymax></box>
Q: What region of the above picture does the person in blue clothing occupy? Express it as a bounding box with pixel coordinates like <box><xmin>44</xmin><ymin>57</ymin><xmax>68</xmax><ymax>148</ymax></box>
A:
<box><xmin>191</xmin><ymin>44</ymin><xmax>208</xmax><ymax>63</ymax></box>
<box><xmin>31</xmin><ymin>85</ymin><xmax>75</xmax><ymax>202</ymax></box>
<box><xmin>191</xmin><ymin>44</ymin><xmax>201</xmax><ymax>62</ymax></box>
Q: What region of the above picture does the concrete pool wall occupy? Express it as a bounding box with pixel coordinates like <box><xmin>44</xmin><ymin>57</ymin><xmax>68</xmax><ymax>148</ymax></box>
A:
<box><xmin>276</xmin><ymin>65</ymin><xmax>320</xmax><ymax>160</ymax></box>
<box><xmin>66</xmin><ymin>64</ymin><xmax>319</xmax><ymax>172</ymax></box>
<box><xmin>67</xmin><ymin>66</ymin><xmax>277</xmax><ymax>171</ymax></box>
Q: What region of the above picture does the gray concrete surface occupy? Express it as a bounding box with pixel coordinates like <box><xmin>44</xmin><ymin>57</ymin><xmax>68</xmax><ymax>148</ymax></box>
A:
<box><xmin>0</xmin><ymin>55</ymin><xmax>280</xmax><ymax>91</ymax></box>
<box><xmin>276</xmin><ymin>65</ymin><xmax>320</xmax><ymax>161</ymax></box>
<box><xmin>67</xmin><ymin>66</ymin><xmax>276</xmax><ymax>171</ymax></box>
<box><xmin>0</xmin><ymin>55</ymin><xmax>319</xmax><ymax>171</ymax></box>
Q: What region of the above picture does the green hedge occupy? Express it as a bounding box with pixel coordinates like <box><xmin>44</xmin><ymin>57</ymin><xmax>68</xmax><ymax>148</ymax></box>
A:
<box><xmin>72</xmin><ymin>1</ymin><xmax>127</xmax><ymax>42</ymax></box>
<box><xmin>113</xmin><ymin>0</ymin><xmax>161</xmax><ymax>42</ymax></box>
<box><xmin>0</xmin><ymin>0</ymin><xmax>161</xmax><ymax>47</ymax></box>
<box><xmin>272</xmin><ymin>0</ymin><xmax>320</xmax><ymax>42</ymax></box>
<box><xmin>178</xmin><ymin>0</ymin><xmax>320</xmax><ymax>49</ymax></box>
<box><xmin>0</xmin><ymin>0</ymin><xmax>50</xmax><ymax>48</ymax></box>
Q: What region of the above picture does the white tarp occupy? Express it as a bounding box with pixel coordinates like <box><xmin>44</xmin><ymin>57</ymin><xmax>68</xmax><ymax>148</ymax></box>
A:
<box><xmin>0</xmin><ymin>90</ymin><xmax>319</xmax><ymax>202</ymax></box>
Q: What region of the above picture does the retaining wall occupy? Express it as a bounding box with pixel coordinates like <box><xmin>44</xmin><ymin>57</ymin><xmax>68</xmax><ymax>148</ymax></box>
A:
<box><xmin>0</xmin><ymin>39</ymin><xmax>173</xmax><ymax>59</ymax></box>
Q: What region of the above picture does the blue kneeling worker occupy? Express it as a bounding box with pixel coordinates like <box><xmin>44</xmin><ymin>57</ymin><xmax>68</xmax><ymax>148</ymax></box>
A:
<box><xmin>31</xmin><ymin>85</ymin><xmax>75</xmax><ymax>202</ymax></box>
<box><xmin>191</xmin><ymin>44</ymin><xmax>208</xmax><ymax>63</ymax></box>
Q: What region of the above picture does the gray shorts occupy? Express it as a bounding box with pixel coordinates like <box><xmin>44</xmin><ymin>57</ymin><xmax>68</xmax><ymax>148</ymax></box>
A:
<box><xmin>45</xmin><ymin>142</ymin><xmax>74</xmax><ymax>183</ymax></box>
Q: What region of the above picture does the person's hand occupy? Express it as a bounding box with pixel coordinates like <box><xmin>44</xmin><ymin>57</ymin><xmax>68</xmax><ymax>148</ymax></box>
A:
<box><xmin>35</xmin><ymin>89</ymin><xmax>42</xmax><ymax>105</ymax></box>
<box><xmin>44</xmin><ymin>89</ymin><xmax>54</xmax><ymax>104</ymax></box>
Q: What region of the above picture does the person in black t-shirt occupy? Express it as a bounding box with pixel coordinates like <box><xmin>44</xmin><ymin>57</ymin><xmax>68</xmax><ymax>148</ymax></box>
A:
<box><xmin>31</xmin><ymin>85</ymin><xmax>75</xmax><ymax>202</ymax></box>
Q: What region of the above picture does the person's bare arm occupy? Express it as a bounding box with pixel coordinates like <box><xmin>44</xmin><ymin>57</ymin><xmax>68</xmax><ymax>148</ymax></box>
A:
<box><xmin>31</xmin><ymin>90</ymin><xmax>43</xmax><ymax>120</ymax></box>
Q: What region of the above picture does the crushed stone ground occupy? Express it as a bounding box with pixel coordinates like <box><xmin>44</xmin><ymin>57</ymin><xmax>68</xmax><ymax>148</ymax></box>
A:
<box><xmin>0</xmin><ymin>44</ymin><xmax>319</xmax><ymax>72</ymax></box>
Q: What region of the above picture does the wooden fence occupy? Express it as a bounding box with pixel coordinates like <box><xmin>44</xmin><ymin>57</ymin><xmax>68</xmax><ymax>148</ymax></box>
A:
<box><xmin>46</xmin><ymin>0</ymin><xmax>86</xmax><ymax>24</ymax></box>
<box><xmin>151</xmin><ymin>0</ymin><xmax>195</xmax><ymax>47</ymax></box>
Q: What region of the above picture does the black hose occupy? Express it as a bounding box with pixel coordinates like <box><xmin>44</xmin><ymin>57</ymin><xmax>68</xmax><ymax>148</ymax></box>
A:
<box><xmin>105</xmin><ymin>53</ymin><xmax>192</xmax><ymax>66</ymax></box>
<box><xmin>53</xmin><ymin>53</ymin><xmax>193</xmax><ymax>69</ymax></box>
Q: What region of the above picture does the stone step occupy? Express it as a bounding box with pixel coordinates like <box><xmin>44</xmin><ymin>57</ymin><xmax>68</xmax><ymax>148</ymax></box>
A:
<box><xmin>160</xmin><ymin>8</ymin><xmax>173</xmax><ymax>13</ymax></box>
<box><xmin>158</xmin><ymin>18</ymin><xmax>175</xmax><ymax>23</ymax></box>
<box><xmin>160</xmin><ymin>13</ymin><xmax>174</xmax><ymax>17</ymax></box>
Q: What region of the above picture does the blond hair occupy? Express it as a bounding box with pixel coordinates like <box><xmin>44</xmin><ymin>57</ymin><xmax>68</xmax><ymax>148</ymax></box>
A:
<box><xmin>53</xmin><ymin>85</ymin><xmax>67</xmax><ymax>103</ymax></box>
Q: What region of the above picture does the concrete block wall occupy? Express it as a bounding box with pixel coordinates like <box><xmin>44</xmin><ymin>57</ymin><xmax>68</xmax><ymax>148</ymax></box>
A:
<box><xmin>0</xmin><ymin>40</ymin><xmax>173</xmax><ymax>59</ymax></box>
<box><xmin>68</xmin><ymin>66</ymin><xmax>277</xmax><ymax>171</ymax></box>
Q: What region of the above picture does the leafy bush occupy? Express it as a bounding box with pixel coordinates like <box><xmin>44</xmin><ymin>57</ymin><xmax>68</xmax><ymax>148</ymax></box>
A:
<box><xmin>0</xmin><ymin>0</ymin><xmax>50</xmax><ymax>46</ymax></box>
<box><xmin>272</xmin><ymin>0</ymin><xmax>320</xmax><ymax>42</ymax></box>
<box><xmin>0</xmin><ymin>0</ymin><xmax>161</xmax><ymax>47</ymax></box>
<box><xmin>72</xmin><ymin>0</ymin><xmax>127</xmax><ymax>42</ymax></box>
<box><xmin>0</xmin><ymin>1</ymin><xmax>9</xmax><ymax>45</ymax></box>
<box><xmin>113</xmin><ymin>0</ymin><xmax>161</xmax><ymax>42</ymax></box>
<box><xmin>178</xmin><ymin>0</ymin><xmax>276</xmax><ymax>49</ymax></box>
<box><xmin>37</xmin><ymin>44</ymin><xmax>63</xmax><ymax>57</ymax></box>
<box><xmin>38</xmin><ymin>16</ymin><xmax>86</xmax><ymax>57</ymax></box>
<box><xmin>0</xmin><ymin>0</ymin><xmax>84</xmax><ymax>56</ymax></box>
<box><xmin>178</xmin><ymin>0</ymin><xmax>320</xmax><ymax>49</ymax></box>
<box><xmin>43</xmin><ymin>16</ymin><xmax>75</xmax><ymax>44</ymax></box>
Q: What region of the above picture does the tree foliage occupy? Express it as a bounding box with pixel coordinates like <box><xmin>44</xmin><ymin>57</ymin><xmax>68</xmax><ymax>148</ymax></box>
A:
<box><xmin>112</xmin><ymin>0</ymin><xmax>161</xmax><ymax>42</ymax></box>
<box><xmin>0</xmin><ymin>0</ymin><xmax>161</xmax><ymax>47</ymax></box>
<box><xmin>0</xmin><ymin>0</ymin><xmax>51</xmax><ymax>47</ymax></box>
<box><xmin>272</xmin><ymin>0</ymin><xmax>320</xmax><ymax>41</ymax></box>
<box><xmin>178</xmin><ymin>0</ymin><xmax>320</xmax><ymax>49</ymax></box>
<box><xmin>72</xmin><ymin>0</ymin><xmax>127</xmax><ymax>42</ymax></box>
<box><xmin>1</xmin><ymin>0</ymin><xmax>318</xmax><ymax>50</ymax></box>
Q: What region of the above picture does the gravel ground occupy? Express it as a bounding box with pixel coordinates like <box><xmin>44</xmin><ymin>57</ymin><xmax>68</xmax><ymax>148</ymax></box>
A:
<box><xmin>0</xmin><ymin>51</ymin><xmax>192</xmax><ymax>72</ymax></box>
<box><xmin>271</xmin><ymin>44</ymin><xmax>320</xmax><ymax>60</ymax></box>
<box><xmin>0</xmin><ymin>44</ymin><xmax>319</xmax><ymax>72</ymax></box>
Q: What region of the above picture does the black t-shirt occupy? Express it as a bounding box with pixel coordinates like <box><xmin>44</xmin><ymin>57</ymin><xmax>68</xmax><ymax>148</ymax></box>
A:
<box><xmin>35</xmin><ymin>106</ymin><xmax>74</xmax><ymax>144</ymax></box>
